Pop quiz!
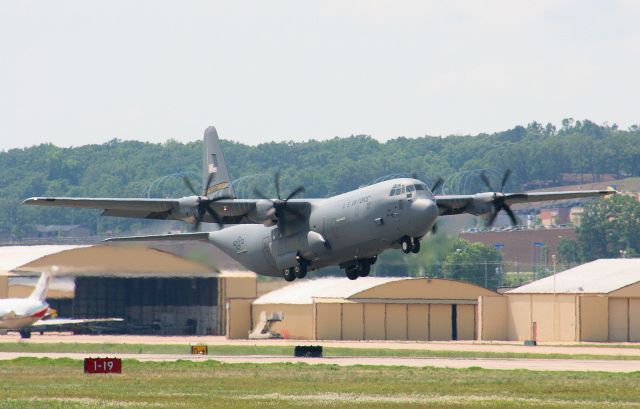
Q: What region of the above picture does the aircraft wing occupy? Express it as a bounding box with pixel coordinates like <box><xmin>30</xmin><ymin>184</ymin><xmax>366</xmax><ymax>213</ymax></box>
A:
<box><xmin>23</xmin><ymin>197</ymin><xmax>181</xmax><ymax>220</ymax></box>
<box><xmin>23</xmin><ymin>197</ymin><xmax>319</xmax><ymax>225</ymax></box>
<box><xmin>31</xmin><ymin>317</ymin><xmax>124</xmax><ymax>327</ymax></box>
<box><xmin>435</xmin><ymin>189</ymin><xmax>615</xmax><ymax>216</ymax></box>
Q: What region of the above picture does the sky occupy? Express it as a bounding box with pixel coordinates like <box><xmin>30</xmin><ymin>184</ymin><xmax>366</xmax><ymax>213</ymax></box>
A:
<box><xmin>1</xmin><ymin>0</ymin><xmax>639</xmax><ymax>150</ymax></box>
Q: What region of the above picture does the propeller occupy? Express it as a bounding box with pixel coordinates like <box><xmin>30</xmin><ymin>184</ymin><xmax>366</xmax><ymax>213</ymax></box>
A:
<box><xmin>430</xmin><ymin>177</ymin><xmax>444</xmax><ymax>194</ymax></box>
<box><xmin>253</xmin><ymin>171</ymin><xmax>306</xmax><ymax>233</ymax></box>
<box><xmin>428</xmin><ymin>177</ymin><xmax>444</xmax><ymax>233</ymax></box>
<box><xmin>479</xmin><ymin>169</ymin><xmax>518</xmax><ymax>227</ymax></box>
<box><xmin>183</xmin><ymin>173</ymin><xmax>232</xmax><ymax>230</ymax></box>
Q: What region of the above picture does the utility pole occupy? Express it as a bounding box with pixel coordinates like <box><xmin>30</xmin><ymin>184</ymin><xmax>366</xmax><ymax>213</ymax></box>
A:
<box><xmin>484</xmin><ymin>261</ymin><xmax>488</xmax><ymax>288</ymax></box>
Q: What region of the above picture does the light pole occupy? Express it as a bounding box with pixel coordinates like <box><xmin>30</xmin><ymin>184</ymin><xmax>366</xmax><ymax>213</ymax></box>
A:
<box><xmin>533</xmin><ymin>241</ymin><xmax>545</xmax><ymax>280</ymax></box>
<box><xmin>494</xmin><ymin>243</ymin><xmax>504</xmax><ymax>288</ymax></box>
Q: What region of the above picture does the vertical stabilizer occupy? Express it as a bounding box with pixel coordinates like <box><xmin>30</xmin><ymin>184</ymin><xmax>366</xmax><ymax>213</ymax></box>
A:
<box><xmin>202</xmin><ymin>126</ymin><xmax>235</xmax><ymax>198</ymax></box>
<box><xmin>29</xmin><ymin>272</ymin><xmax>50</xmax><ymax>302</ymax></box>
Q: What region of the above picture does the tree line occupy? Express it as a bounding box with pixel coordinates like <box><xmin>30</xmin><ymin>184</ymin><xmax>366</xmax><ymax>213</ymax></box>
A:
<box><xmin>1</xmin><ymin>119</ymin><xmax>639</xmax><ymax>237</ymax></box>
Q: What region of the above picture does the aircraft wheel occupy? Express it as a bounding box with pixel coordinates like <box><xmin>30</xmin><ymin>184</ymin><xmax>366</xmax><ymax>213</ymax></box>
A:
<box><xmin>401</xmin><ymin>237</ymin><xmax>412</xmax><ymax>254</ymax></box>
<box><xmin>19</xmin><ymin>330</ymin><xmax>31</xmax><ymax>339</ymax></box>
<box><xmin>358</xmin><ymin>261</ymin><xmax>371</xmax><ymax>277</ymax></box>
<box><xmin>411</xmin><ymin>238</ymin><xmax>421</xmax><ymax>254</ymax></box>
<box><xmin>295</xmin><ymin>260</ymin><xmax>308</xmax><ymax>279</ymax></box>
<box><xmin>346</xmin><ymin>267</ymin><xmax>359</xmax><ymax>280</ymax></box>
<box><xmin>283</xmin><ymin>268</ymin><xmax>296</xmax><ymax>282</ymax></box>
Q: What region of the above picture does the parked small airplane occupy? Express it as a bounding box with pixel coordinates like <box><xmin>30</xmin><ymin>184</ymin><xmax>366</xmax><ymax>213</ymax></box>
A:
<box><xmin>0</xmin><ymin>272</ymin><xmax>122</xmax><ymax>338</ymax></box>
<box><xmin>24</xmin><ymin>127</ymin><xmax>615</xmax><ymax>282</ymax></box>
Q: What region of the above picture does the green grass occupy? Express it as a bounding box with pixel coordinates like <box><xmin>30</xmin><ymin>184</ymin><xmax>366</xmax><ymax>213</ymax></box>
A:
<box><xmin>1</xmin><ymin>358</ymin><xmax>639</xmax><ymax>408</ymax></box>
<box><xmin>1</xmin><ymin>342</ymin><xmax>640</xmax><ymax>361</ymax></box>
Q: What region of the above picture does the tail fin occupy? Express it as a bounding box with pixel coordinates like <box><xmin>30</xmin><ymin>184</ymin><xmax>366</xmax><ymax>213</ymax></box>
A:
<box><xmin>203</xmin><ymin>126</ymin><xmax>235</xmax><ymax>198</ymax></box>
<box><xmin>29</xmin><ymin>272</ymin><xmax>50</xmax><ymax>301</ymax></box>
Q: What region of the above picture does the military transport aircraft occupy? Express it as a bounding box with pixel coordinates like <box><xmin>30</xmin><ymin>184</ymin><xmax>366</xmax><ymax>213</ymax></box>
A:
<box><xmin>0</xmin><ymin>272</ymin><xmax>122</xmax><ymax>338</ymax></box>
<box><xmin>24</xmin><ymin>127</ymin><xmax>615</xmax><ymax>282</ymax></box>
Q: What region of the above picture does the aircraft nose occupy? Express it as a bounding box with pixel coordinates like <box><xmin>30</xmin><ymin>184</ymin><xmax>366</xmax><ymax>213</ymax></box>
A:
<box><xmin>407</xmin><ymin>198</ymin><xmax>438</xmax><ymax>236</ymax></box>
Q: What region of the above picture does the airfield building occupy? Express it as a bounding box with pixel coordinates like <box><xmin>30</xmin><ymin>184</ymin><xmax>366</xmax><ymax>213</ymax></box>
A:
<box><xmin>229</xmin><ymin>277</ymin><xmax>497</xmax><ymax>341</ymax></box>
<box><xmin>5</xmin><ymin>244</ymin><xmax>640</xmax><ymax>343</ymax></box>
<box><xmin>479</xmin><ymin>259</ymin><xmax>640</xmax><ymax>342</ymax></box>
<box><xmin>0</xmin><ymin>244</ymin><xmax>254</xmax><ymax>336</ymax></box>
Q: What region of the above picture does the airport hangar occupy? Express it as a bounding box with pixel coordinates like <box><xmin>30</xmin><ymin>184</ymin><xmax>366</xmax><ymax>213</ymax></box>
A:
<box><xmin>0</xmin><ymin>244</ymin><xmax>256</xmax><ymax>336</ymax></box>
<box><xmin>230</xmin><ymin>258</ymin><xmax>640</xmax><ymax>343</ymax></box>
<box><xmin>3</xmin><ymin>244</ymin><xmax>640</xmax><ymax>343</ymax></box>
<box><xmin>229</xmin><ymin>277</ymin><xmax>497</xmax><ymax>341</ymax></box>
<box><xmin>479</xmin><ymin>258</ymin><xmax>640</xmax><ymax>343</ymax></box>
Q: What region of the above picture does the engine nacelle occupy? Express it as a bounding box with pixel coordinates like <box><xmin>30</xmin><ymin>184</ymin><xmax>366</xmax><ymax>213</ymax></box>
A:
<box><xmin>467</xmin><ymin>192</ymin><xmax>496</xmax><ymax>215</ymax></box>
<box><xmin>249</xmin><ymin>199</ymin><xmax>277</xmax><ymax>226</ymax></box>
<box><xmin>170</xmin><ymin>196</ymin><xmax>202</xmax><ymax>221</ymax></box>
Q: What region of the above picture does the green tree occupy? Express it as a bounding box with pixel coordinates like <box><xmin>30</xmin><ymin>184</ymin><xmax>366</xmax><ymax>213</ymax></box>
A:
<box><xmin>1</xmin><ymin>119</ymin><xmax>638</xmax><ymax>237</ymax></box>
<box><xmin>576</xmin><ymin>195</ymin><xmax>640</xmax><ymax>260</ymax></box>
<box><xmin>556</xmin><ymin>237</ymin><xmax>581</xmax><ymax>266</ymax></box>
<box><xmin>441</xmin><ymin>239</ymin><xmax>501</xmax><ymax>289</ymax></box>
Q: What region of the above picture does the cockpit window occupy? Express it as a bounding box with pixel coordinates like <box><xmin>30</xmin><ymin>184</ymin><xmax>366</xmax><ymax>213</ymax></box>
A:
<box><xmin>407</xmin><ymin>184</ymin><xmax>416</xmax><ymax>192</ymax></box>
<box><xmin>414</xmin><ymin>184</ymin><xmax>425</xmax><ymax>190</ymax></box>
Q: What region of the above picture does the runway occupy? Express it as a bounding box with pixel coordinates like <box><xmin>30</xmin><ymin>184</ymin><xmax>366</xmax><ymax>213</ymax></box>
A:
<box><xmin>1</xmin><ymin>351</ymin><xmax>639</xmax><ymax>373</ymax></box>
<box><xmin>3</xmin><ymin>334</ymin><xmax>640</xmax><ymax>358</ymax></box>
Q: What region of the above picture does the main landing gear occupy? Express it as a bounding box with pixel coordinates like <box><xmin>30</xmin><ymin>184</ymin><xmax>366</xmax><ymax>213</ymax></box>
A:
<box><xmin>401</xmin><ymin>236</ymin><xmax>421</xmax><ymax>254</ymax></box>
<box><xmin>345</xmin><ymin>257</ymin><xmax>377</xmax><ymax>280</ymax></box>
<box><xmin>283</xmin><ymin>257</ymin><xmax>309</xmax><ymax>282</ymax></box>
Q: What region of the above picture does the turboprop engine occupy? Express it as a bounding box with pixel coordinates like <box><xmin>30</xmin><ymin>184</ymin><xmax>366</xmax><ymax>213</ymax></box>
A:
<box><xmin>250</xmin><ymin>199</ymin><xmax>277</xmax><ymax>225</ymax></box>
<box><xmin>468</xmin><ymin>171</ymin><xmax>524</xmax><ymax>226</ymax></box>
<box><xmin>251</xmin><ymin>172</ymin><xmax>306</xmax><ymax>230</ymax></box>
<box><xmin>170</xmin><ymin>196</ymin><xmax>202</xmax><ymax>222</ymax></box>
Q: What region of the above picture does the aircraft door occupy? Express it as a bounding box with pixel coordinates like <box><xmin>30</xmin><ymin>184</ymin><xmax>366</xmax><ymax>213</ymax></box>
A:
<box><xmin>324</xmin><ymin>217</ymin><xmax>347</xmax><ymax>242</ymax></box>
<box><xmin>385</xmin><ymin>200</ymin><xmax>402</xmax><ymax>234</ymax></box>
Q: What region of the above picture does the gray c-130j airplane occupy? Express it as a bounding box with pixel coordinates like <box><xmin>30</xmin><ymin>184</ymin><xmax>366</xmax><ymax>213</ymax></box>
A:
<box><xmin>24</xmin><ymin>126</ymin><xmax>615</xmax><ymax>282</ymax></box>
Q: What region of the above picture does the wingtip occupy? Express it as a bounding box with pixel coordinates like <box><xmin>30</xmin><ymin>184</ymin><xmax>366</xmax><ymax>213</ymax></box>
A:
<box><xmin>22</xmin><ymin>197</ymin><xmax>55</xmax><ymax>204</ymax></box>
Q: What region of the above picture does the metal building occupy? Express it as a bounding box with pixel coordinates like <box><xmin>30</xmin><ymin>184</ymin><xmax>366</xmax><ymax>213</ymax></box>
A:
<box><xmin>478</xmin><ymin>258</ymin><xmax>640</xmax><ymax>342</ymax></box>
<box><xmin>229</xmin><ymin>277</ymin><xmax>497</xmax><ymax>340</ymax></box>
<box><xmin>0</xmin><ymin>244</ymin><xmax>254</xmax><ymax>336</ymax></box>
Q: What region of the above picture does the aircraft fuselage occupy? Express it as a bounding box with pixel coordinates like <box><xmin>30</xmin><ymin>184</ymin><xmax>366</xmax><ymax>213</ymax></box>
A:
<box><xmin>0</xmin><ymin>298</ymin><xmax>49</xmax><ymax>330</ymax></box>
<box><xmin>209</xmin><ymin>178</ymin><xmax>438</xmax><ymax>277</ymax></box>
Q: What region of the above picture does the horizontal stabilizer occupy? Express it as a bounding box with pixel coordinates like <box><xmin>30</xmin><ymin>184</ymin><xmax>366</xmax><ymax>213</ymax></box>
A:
<box><xmin>105</xmin><ymin>232</ymin><xmax>211</xmax><ymax>243</ymax></box>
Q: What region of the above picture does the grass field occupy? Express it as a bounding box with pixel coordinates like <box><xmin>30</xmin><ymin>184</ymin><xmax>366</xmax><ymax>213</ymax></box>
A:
<box><xmin>1</xmin><ymin>358</ymin><xmax>639</xmax><ymax>408</ymax></box>
<box><xmin>1</xmin><ymin>342</ymin><xmax>640</xmax><ymax>361</ymax></box>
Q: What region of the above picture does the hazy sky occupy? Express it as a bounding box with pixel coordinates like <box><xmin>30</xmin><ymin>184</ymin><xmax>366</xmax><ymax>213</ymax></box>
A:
<box><xmin>1</xmin><ymin>1</ymin><xmax>639</xmax><ymax>150</ymax></box>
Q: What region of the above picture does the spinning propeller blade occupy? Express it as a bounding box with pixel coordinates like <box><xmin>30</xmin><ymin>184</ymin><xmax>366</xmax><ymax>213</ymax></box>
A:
<box><xmin>183</xmin><ymin>175</ymin><xmax>232</xmax><ymax>230</ymax></box>
<box><xmin>480</xmin><ymin>170</ymin><xmax>519</xmax><ymax>227</ymax></box>
<box><xmin>253</xmin><ymin>171</ymin><xmax>306</xmax><ymax>233</ymax></box>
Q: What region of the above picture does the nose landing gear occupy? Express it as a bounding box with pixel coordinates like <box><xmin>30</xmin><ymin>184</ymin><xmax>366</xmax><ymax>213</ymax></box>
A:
<box><xmin>401</xmin><ymin>236</ymin><xmax>421</xmax><ymax>254</ymax></box>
